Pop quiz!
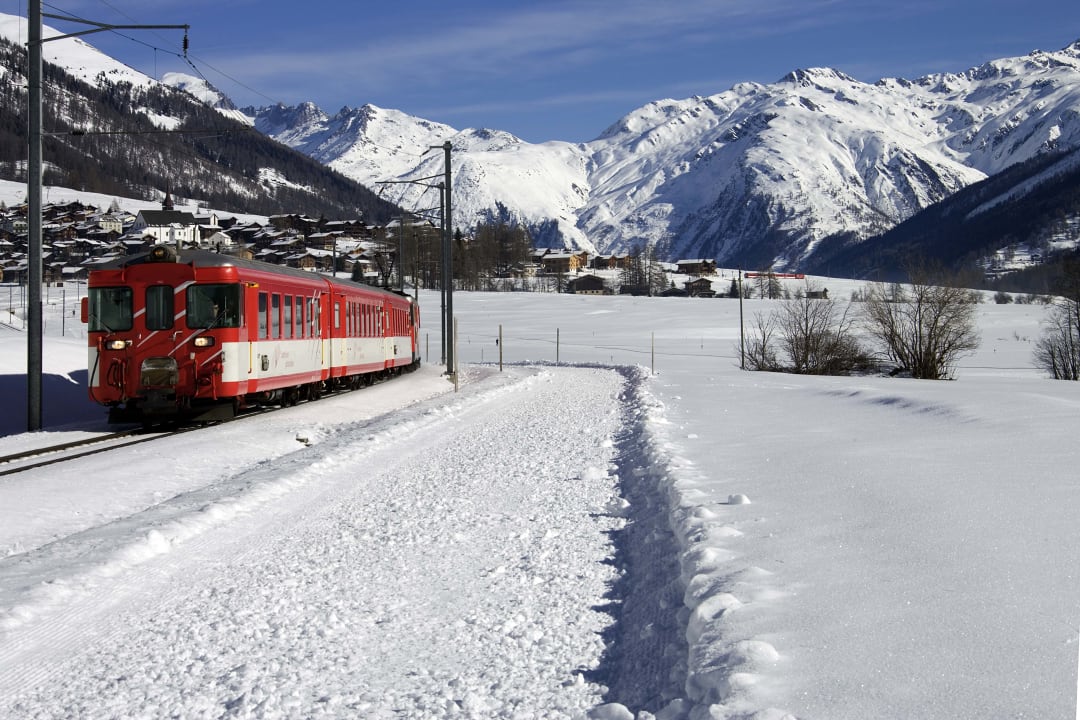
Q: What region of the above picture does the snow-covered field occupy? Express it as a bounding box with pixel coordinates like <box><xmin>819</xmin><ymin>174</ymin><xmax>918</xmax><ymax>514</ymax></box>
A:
<box><xmin>2</xmin><ymin>281</ymin><xmax>1079</xmax><ymax>719</ymax></box>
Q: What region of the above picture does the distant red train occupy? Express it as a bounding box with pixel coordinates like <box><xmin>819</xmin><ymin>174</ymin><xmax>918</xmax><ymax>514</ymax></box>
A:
<box><xmin>82</xmin><ymin>246</ymin><xmax>420</xmax><ymax>424</ymax></box>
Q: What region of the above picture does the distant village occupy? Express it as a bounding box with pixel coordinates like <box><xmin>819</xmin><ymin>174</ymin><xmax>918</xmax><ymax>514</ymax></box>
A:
<box><xmin>0</xmin><ymin>194</ymin><xmax>748</xmax><ymax>298</ymax></box>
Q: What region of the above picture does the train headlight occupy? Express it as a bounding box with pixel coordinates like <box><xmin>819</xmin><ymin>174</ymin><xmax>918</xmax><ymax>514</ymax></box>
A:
<box><xmin>193</xmin><ymin>336</ymin><xmax>216</xmax><ymax>348</ymax></box>
<box><xmin>105</xmin><ymin>339</ymin><xmax>129</xmax><ymax>350</ymax></box>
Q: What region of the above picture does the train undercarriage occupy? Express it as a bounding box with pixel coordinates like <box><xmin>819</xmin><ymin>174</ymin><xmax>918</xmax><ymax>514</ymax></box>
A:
<box><xmin>106</xmin><ymin>361</ymin><xmax>421</xmax><ymax>427</ymax></box>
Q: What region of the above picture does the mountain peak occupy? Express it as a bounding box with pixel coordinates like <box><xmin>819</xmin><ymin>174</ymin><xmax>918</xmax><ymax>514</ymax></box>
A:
<box><xmin>779</xmin><ymin>67</ymin><xmax>857</xmax><ymax>86</ymax></box>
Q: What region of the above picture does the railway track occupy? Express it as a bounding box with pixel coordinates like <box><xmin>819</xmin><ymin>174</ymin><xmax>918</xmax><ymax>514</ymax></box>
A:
<box><xmin>0</xmin><ymin>428</ymin><xmax>179</xmax><ymax>477</ymax></box>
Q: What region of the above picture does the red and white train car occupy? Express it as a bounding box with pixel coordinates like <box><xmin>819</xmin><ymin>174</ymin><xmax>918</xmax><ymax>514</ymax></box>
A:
<box><xmin>82</xmin><ymin>246</ymin><xmax>420</xmax><ymax>424</ymax></box>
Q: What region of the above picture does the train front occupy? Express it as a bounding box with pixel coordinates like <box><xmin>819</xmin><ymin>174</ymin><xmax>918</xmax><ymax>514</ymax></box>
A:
<box><xmin>84</xmin><ymin>246</ymin><xmax>242</xmax><ymax>424</ymax></box>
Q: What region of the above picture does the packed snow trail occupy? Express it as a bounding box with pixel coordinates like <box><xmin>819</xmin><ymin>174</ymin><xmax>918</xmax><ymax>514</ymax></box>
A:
<box><xmin>0</xmin><ymin>366</ymin><xmax>669</xmax><ymax>719</ymax></box>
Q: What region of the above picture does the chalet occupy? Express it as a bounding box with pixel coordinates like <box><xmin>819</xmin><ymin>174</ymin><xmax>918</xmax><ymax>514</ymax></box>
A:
<box><xmin>590</xmin><ymin>254</ymin><xmax>630</xmax><ymax>271</ymax></box>
<box><xmin>286</xmin><ymin>250</ymin><xmax>320</xmax><ymax>271</ymax></box>
<box><xmin>805</xmin><ymin>288</ymin><xmax>829</xmax><ymax>300</ymax></box>
<box><xmin>538</xmin><ymin>249</ymin><xmax>589</xmax><ymax>274</ymax></box>
<box><xmin>567</xmin><ymin>274</ymin><xmax>608</xmax><ymax>295</ymax></box>
<box><xmin>269</xmin><ymin>213</ymin><xmax>322</xmax><ymax>235</ymax></box>
<box><xmin>307</xmin><ymin>232</ymin><xmax>340</xmax><ymax>252</ymax></box>
<box><xmin>684</xmin><ymin>277</ymin><xmax>715</xmax><ymax>298</ymax></box>
<box><xmin>675</xmin><ymin>259</ymin><xmax>717</xmax><ymax>276</ymax></box>
<box><xmin>660</xmin><ymin>284</ymin><xmax>688</xmax><ymax>297</ymax></box>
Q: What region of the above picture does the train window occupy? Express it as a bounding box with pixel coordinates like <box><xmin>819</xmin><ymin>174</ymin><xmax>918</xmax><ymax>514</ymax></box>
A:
<box><xmin>283</xmin><ymin>295</ymin><xmax>293</xmax><ymax>339</ymax></box>
<box><xmin>258</xmin><ymin>293</ymin><xmax>268</xmax><ymax>338</ymax></box>
<box><xmin>88</xmin><ymin>286</ymin><xmax>133</xmax><ymax>332</ymax></box>
<box><xmin>270</xmin><ymin>294</ymin><xmax>280</xmax><ymax>338</ymax></box>
<box><xmin>296</xmin><ymin>297</ymin><xmax>305</xmax><ymax>338</ymax></box>
<box><xmin>334</xmin><ymin>301</ymin><xmax>341</xmax><ymax>330</ymax></box>
<box><xmin>187</xmin><ymin>284</ymin><xmax>241</xmax><ymax>329</ymax></box>
<box><xmin>145</xmin><ymin>286</ymin><xmax>173</xmax><ymax>331</ymax></box>
<box><xmin>310</xmin><ymin>297</ymin><xmax>320</xmax><ymax>337</ymax></box>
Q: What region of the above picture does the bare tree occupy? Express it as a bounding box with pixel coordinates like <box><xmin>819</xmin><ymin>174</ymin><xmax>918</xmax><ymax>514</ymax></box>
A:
<box><xmin>862</xmin><ymin>265</ymin><xmax>980</xmax><ymax>379</ymax></box>
<box><xmin>1033</xmin><ymin>256</ymin><xmax>1080</xmax><ymax>380</ymax></box>
<box><xmin>1033</xmin><ymin>304</ymin><xmax>1080</xmax><ymax>379</ymax></box>
<box><xmin>742</xmin><ymin>284</ymin><xmax>868</xmax><ymax>374</ymax></box>
<box><xmin>743</xmin><ymin>311</ymin><xmax>780</xmax><ymax>371</ymax></box>
<box><xmin>776</xmin><ymin>288</ymin><xmax>868</xmax><ymax>374</ymax></box>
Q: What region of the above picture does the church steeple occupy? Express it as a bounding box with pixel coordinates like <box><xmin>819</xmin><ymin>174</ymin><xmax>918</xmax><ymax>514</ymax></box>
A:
<box><xmin>162</xmin><ymin>184</ymin><xmax>174</xmax><ymax>211</ymax></box>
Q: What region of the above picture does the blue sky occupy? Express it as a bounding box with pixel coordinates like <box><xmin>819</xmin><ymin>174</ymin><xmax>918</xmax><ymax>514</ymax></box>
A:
<box><xmin>33</xmin><ymin>0</ymin><xmax>1080</xmax><ymax>144</ymax></box>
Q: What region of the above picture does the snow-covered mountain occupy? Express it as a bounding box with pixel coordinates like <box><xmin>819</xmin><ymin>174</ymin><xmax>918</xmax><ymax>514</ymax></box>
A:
<box><xmin>234</xmin><ymin>40</ymin><xmax>1080</xmax><ymax>268</ymax></box>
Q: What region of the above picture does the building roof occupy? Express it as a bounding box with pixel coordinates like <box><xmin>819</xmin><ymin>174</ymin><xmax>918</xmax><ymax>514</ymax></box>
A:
<box><xmin>136</xmin><ymin>210</ymin><xmax>196</xmax><ymax>226</ymax></box>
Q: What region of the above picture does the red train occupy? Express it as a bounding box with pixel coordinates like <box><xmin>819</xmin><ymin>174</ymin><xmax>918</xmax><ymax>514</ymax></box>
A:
<box><xmin>82</xmin><ymin>246</ymin><xmax>421</xmax><ymax>424</ymax></box>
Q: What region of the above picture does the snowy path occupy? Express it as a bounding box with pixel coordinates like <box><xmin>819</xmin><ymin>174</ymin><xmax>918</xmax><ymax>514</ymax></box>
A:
<box><xmin>0</xmin><ymin>366</ymin><xmax>672</xmax><ymax>719</ymax></box>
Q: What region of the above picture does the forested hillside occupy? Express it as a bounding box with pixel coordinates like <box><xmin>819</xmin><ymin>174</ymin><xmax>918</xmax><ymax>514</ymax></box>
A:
<box><xmin>0</xmin><ymin>36</ymin><xmax>400</xmax><ymax>222</ymax></box>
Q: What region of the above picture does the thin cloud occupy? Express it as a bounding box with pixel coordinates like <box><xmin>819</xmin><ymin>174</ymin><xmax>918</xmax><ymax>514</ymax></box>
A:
<box><xmin>204</xmin><ymin>0</ymin><xmax>891</xmax><ymax>103</ymax></box>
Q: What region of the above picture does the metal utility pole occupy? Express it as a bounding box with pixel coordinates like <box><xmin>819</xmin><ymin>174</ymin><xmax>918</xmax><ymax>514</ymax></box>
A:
<box><xmin>738</xmin><ymin>269</ymin><xmax>746</xmax><ymax>370</ymax></box>
<box><xmin>430</xmin><ymin>141</ymin><xmax>453</xmax><ymax>378</ymax></box>
<box><xmin>398</xmin><ymin>212</ymin><xmax>405</xmax><ymax>292</ymax></box>
<box><xmin>27</xmin><ymin>1</ymin><xmax>43</xmax><ymax>431</ymax></box>
<box><xmin>438</xmin><ymin>182</ymin><xmax>446</xmax><ymax>365</ymax></box>
<box><xmin>24</xmin><ymin>3</ymin><xmax>188</xmax><ymax>431</ymax></box>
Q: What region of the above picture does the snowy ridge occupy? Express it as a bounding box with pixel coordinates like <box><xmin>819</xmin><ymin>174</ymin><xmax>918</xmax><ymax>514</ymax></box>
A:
<box><xmin>0</xmin><ymin>14</ymin><xmax>199</xmax><ymax>133</ymax></box>
<box><xmin>0</xmin><ymin>13</ymin><xmax>153</xmax><ymax>91</ymax></box>
<box><xmin>627</xmin><ymin>370</ymin><xmax>791</xmax><ymax>717</ymax></box>
<box><xmin>160</xmin><ymin>72</ymin><xmax>253</xmax><ymax>126</ymax></box>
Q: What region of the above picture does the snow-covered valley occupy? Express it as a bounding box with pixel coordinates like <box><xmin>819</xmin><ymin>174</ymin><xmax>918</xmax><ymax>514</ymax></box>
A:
<box><xmin>2</xmin><ymin>285</ymin><xmax>1079</xmax><ymax>719</ymax></box>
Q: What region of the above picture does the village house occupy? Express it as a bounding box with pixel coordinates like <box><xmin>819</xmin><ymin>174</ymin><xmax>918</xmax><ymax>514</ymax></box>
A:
<box><xmin>590</xmin><ymin>254</ymin><xmax>630</xmax><ymax>271</ymax></box>
<box><xmin>131</xmin><ymin>209</ymin><xmax>199</xmax><ymax>247</ymax></box>
<box><xmin>97</xmin><ymin>211</ymin><xmax>134</xmax><ymax>235</ymax></box>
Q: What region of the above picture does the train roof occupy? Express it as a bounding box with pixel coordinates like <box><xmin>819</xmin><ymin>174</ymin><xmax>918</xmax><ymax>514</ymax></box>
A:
<box><xmin>95</xmin><ymin>248</ymin><xmax>415</xmax><ymax>303</ymax></box>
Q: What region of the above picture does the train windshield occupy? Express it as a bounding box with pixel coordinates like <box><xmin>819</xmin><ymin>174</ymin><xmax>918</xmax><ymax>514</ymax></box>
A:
<box><xmin>187</xmin><ymin>283</ymin><xmax>242</xmax><ymax>328</ymax></box>
<box><xmin>88</xmin><ymin>286</ymin><xmax>133</xmax><ymax>332</ymax></box>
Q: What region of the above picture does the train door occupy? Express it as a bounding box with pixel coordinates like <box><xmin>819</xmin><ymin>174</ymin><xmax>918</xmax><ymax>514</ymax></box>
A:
<box><xmin>382</xmin><ymin>300</ymin><xmax>394</xmax><ymax>369</ymax></box>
